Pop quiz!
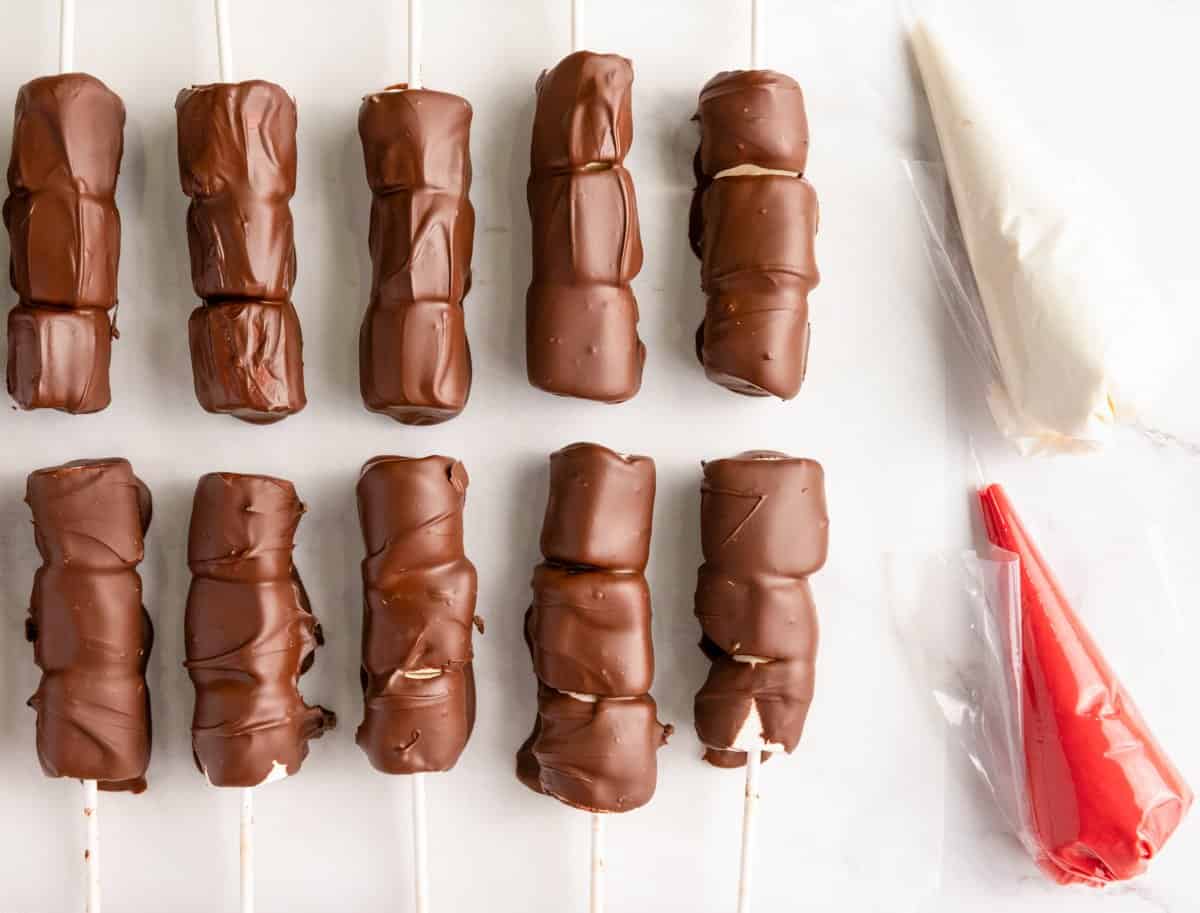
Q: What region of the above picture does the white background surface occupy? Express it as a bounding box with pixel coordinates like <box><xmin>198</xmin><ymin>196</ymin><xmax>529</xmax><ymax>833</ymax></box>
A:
<box><xmin>0</xmin><ymin>1</ymin><xmax>1197</xmax><ymax>911</ymax></box>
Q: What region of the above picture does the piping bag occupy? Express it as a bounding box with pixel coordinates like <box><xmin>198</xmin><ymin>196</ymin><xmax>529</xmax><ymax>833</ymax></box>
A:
<box><xmin>978</xmin><ymin>483</ymin><xmax>1192</xmax><ymax>884</ymax></box>
<box><xmin>906</xmin><ymin>15</ymin><xmax>1183</xmax><ymax>455</ymax></box>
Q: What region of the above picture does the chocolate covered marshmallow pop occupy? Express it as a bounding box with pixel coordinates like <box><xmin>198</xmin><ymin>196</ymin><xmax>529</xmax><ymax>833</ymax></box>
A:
<box><xmin>526</xmin><ymin>51</ymin><xmax>646</xmax><ymax>403</ymax></box>
<box><xmin>518</xmin><ymin>442</ymin><xmax>672</xmax><ymax>911</ymax></box>
<box><xmin>25</xmin><ymin>457</ymin><xmax>154</xmax><ymax>913</ymax></box>
<box><xmin>694</xmin><ymin>447</ymin><xmax>829</xmax><ymax>913</ymax></box>
<box><xmin>356</xmin><ymin>455</ymin><xmax>481</xmax><ymax>910</ymax></box>
<box><xmin>358</xmin><ymin>86</ymin><xmax>475</xmax><ymax>424</ymax></box>
<box><xmin>176</xmin><ymin>77</ymin><xmax>306</xmax><ymax>423</ymax></box>
<box><xmin>690</xmin><ymin>66</ymin><xmax>819</xmax><ymax>400</ymax></box>
<box><xmin>4</xmin><ymin>72</ymin><xmax>125</xmax><ymax>413</ymax></box>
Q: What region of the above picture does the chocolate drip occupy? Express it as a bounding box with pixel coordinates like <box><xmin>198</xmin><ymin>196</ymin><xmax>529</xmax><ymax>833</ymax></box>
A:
<box><xmin>4</xmin><ymin>74</ymin><xmax>125</xmax><ymax>413</ymax></box>
<box><xmin>693</xmin><ymin>452</ymin><xmax>828</xmax><ymax>767</ymax></box>
<box><xmin>25</xmin><ymin>458</ymin><xmax>153</xmax><ymax>792</ymax></box>
<box><xmin>185</xmin><ymin>473</ymin><xmax>334</xmax><ymax>787</ymax></box>
<box><xmin>356</xmin><ymin>455</ymin><xmax>480</xmax><ymax>774</ymax></box>
<box><xmin>358</xmin><ymin>88</ymin><xmax>475</xmax><ymax>425</ymax></box>
<box><xmin>518</xmin><ymin>443</ymin><xmax>670</xmax><ymax>813</ymax></box>
<box><xmin>176</xmin><ymin>81</ymin><xmax>306</xmax><ymax>423</ymax></box>
<box><xmin>690</xmin><ymin>70</ymin><xmax>819</xmax><ymax>400</ymax></box>
<box><xmin>526</xmin><ymin>52</ymin><xmax>645</xmax><ymax>403</ymax></box>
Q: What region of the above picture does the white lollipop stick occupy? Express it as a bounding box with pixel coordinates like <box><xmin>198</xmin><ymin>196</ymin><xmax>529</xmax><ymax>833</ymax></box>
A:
<box><xmin>411</xmin><ymin>773</ymin><xmax>430</xmax><ymax>913</ymax></box>
<box><xmin>408</xmin><ymin>0</ymin><xmax>422</xmax><ymax>89</ymax></box>
<box><xmin>589</xmin><ymin>812</ymin><xmax>605</xmax><ymax>913</ymax></box>
<box><xmin>571</xmin><ymin>0</ymin><xmax>585</xmax><ymax>52</ymax></box>
<box><xmin>83</xmin><ymin>779</ymin><xmax>100</xmax><ymax>913</ymax></box>
<box><xmin>240</xmin><ymin>788</ymin><xmax>254</xmax><ymax>913</ymax></box>
<box><xmin>59</xmin><ymin>0</ymin><xmax>76</xmax><ymax>73</ymax></box>
<box><xmin>214</xmin><ymin>0</ymin><xmax>234</xmax><ymax>82</ymax></box>
<box><xmin>750</xmin><ymin>0</ymin><xmax>765</xmax><ymax>69</ymax></box>
<box><xmin>736</xmin><ymin>740</ymin><xmax>764</xmax><ymax>913</ymax></box>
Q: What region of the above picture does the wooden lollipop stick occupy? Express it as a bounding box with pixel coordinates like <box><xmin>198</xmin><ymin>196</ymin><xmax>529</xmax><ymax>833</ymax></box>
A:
<box><xmin>59</xmin><ymin>0</ymin><xmax>76</xmax><ymax>72</ymax></box>
<box><xmin>590</xmin><ymin>813</ymin><xmax>606</xmax><ymax>913</ymax></box>
<box><xmin>736</xmin><ymin>741</ymin><xmax>764</xmax><ymax>913</ymax></box>
<box><xmin>750</xmin><ymin>0</ymin><xmax>765</xmax><ymax>69</ymax></box>
<box><xmin>411</xmin><ymin>773</ymin><xmax>430</xmax><ymax>913</ymax></box>
<box><xmin>240</xmin><ymin>788</ymin><xmax>255</xmax><ymax>913</ymax></box>
<box><xmin>572</xmin><ymin>0</ymin><xmax>585</xmax><ymax>53</ymax></box>
<box><xmin>408</xmin><ymin>0</ymin><xmax>422</xmax><ymax>89</ymax></box>
<box><xmin>214</xmin><ymin>0</ymin><xmax>234</xmax><ymax>81</ymax></box>
<box><xmin>84</xmin><ymin>779</ymin><xmax>100</xmax><ymax>913</ymax></box>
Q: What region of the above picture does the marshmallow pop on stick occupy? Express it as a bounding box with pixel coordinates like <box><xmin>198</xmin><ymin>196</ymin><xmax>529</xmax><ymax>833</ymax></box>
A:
<box><xmin>689</xmin><ymin>2</ymin><xmax>819</xmax><ymax>400</ymax></box>
<box><xmin>357</xmin><ymin>1</ymin><xmax>475</xmax><ymax>425</ymax></box>
<box><xmin>356</xmin><ymin>455</ymin><xmax>482</xmax><ymax>912</ymax></box>
<box><xmin>694</xmin><ymin>451</ymin><xmax>829</xmax><ymax>913</ymax></box>
<box><xmin>184</xmin><ymin>473</ymin><xmax>335</xmax><ymax>913</ymax></box>
<box><xmin>175</xmin><ymin>1</ymin><xmax>306</xmax><ymax>423</ymax></box>
<box><xmin>524</xmin><ymin>4</ymin><xmax>646</xmax><ymax>404</ymax></box>
<box><xmin>4</xmin><ymin>2</ymin><xmax>125</xmax><ymax>414</ymax></box>
<box><xmin>25</xmin><ymin>458</ymin><xmax>155</xmax><ymax>913</ymax></box>
<box><xmin>517</xmin><ymin>443</ymin><xmax>672</xmax><ymax>910</ymax></box>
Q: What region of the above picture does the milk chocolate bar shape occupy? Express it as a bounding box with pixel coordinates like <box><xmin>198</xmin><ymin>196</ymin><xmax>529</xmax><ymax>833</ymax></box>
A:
<box><xmin>185</xmin><ymin>473</ymin><xmax>335</xmax><ymax>787</ymax></box>
<box><xmin>690</xmin><ymin>70</ymin><xmax>820</xmax><ymax>399</ymax></box>
<box><xmin>358</xmin><ymin>88</ymin><xmax>475</xmax><ymax>425</ymax></box>
<box><xmin>526</xmin><ymin>52</ymin><xmax>646</xmax><ymax>403</ymax></box>
<box><xmin>356</xmin><ymin>455</ymin><xmax>481</xmax><ymax>773</ymax></box>
<box><xmin>4</xmin><ymin>74</ymin><xmax>125</xmax><ymax>413</ymax></box>
<box><xmin>25</xmin><ymin>458</ymin><xmax>154</xmax><ymax>792</ymax></box>
<box><xmin>693</xmin><ymin>452</ymin><xmax>828</xmax><ymax>767</ymax></box>
<box><xmin>517</xmin><ymin>443</ymin><xmax>671</xmax><ymax>813</ymax></box>
<box><xmin>176</xmin><ymin>81</ymin><xmax>306</xmax><ymax>423</ymax></box>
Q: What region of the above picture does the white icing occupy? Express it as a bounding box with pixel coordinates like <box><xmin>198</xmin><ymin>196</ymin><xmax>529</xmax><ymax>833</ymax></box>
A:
<box><xmin>911</xmin><ymin>17</ymin><xmax>1165</xmax><ymax>454</ymax></box>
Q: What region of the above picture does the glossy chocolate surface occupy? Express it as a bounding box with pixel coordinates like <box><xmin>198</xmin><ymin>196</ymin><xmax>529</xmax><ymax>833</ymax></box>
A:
<box><xmin>519</xmin><ymin>442</ymin><xmax>669</xmax><ymax>812</ymax></box>
<box><xmin>693</xmin><ymin>452</ymin><xmax>828</xmax><ymax>767</ymax></box>
<box><xmin>356</xmin><ymin>455</ymin><xmax>479</xmax><ymax>773</ymax></box>
<box><xmin>358</xmin><ymin>88</ymin><xmax>475</xmax><ymax>424</ymax></box>
<box><xmin>176</xmin><ymin>81</ymin><xmax>306</xmax><ymax>422</ymax></box>
<box><xmin>526</xmin><ymin>52</ymin><xmax>645</xmax><ymax>403</ymax></box>
<box><xmin>185</xmin><ymin>473</ymin><xmax>334</xmax><ymax>787</ymax></box>
<box><xmin>4</xmin><ymin>74</ymin><xmax>124</xmax><ymax>412</ymax></box>
<box><xmin>25</xmin><ymin>458</ymin><xmax>153</xmax><ymax>791</ymax></box>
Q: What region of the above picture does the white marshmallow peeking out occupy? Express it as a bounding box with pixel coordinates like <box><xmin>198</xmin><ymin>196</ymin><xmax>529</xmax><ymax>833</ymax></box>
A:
<box><xmin>702</xmin><ymin>655</ymin><xmax>786</xmax><ymax>755</ymax></box>
<box><xmin>203</xmin><ymin>760</ymin><xmax>290</xmax><ymax>788</ymax></box>
<box><xmin>713</xmin><ymin>164</ymin><xmax>799</xmax><ymax>179</ymax></box>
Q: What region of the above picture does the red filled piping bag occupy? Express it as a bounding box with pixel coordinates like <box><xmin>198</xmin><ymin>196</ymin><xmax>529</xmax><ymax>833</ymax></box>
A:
<box><xmin>978</xmin><ymin>484</ymin><xmax>1192</xmax><ymax>885</ymax></box>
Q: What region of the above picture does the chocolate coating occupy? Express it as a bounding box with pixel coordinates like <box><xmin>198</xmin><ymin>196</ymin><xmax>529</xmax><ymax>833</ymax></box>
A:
<box><xmin>693</xmin><ymin>452</ymin><xmax>828</xmax><ymax>767</ymax></box>
<box><xmin>526</xmin><ymin>52</ymin><xmax>645</xmax><ymax>403</ymax></box>
<box><xmin>176</xmin><ymin>81</ymin><xmax>306</xmax><ymax>422</ymax></box>
<box><xmin>694</xmin><ymin>70</ymin><xmax>809</xmax><ymax>176</ymax></box>
<box><xmin>4</xmin><ymin>74</ymin><xmax>124</xmax><ymax>413</ymax></box>
<box><xmin>691</xmin><ymin>70</ymin><xmax>819</xmax><ymax>400</ymax></box>
<box><xmin>25</xmin><ymin>458</ymin><xmax>153</xmax><ymax>792</ymax></box>
<box><xmin>695</xmin><ymin>656</ymin><xmax>814</xmax><ymax>769</ymax></box>
<box><xmin>540</xmin><ymin>442</ymin><xmax>654</xmax><ymax>571</ymax></box>
<box><xmin>517</xmin><ymin>686</ymin><xmax>670</xmax><ymax>813</ymax></box>
<box><xmin>185</xmin><ymin>473</ymin><xmax>334</xmax><ymax>787</ymax></box>
<box><xmin>356</xmin><ymin>455</ymin><xmax>480</xmax><ymax>774</ymax></box>
<box><xmin>358</xmin><ymin>88</ymin><xmax>475</xmax><ymax>424</ymax></box>
<box><xmin>519</xmin><ymin>442</ymin><xmax>669</xmax><ymax>812</ymax></box>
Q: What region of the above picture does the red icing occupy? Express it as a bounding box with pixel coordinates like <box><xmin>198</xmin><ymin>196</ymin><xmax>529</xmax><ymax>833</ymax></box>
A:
<box><xmin>978</xmin><ymin>484</ymin><xmax>1192</xmax><ymax>884</ymax></box>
